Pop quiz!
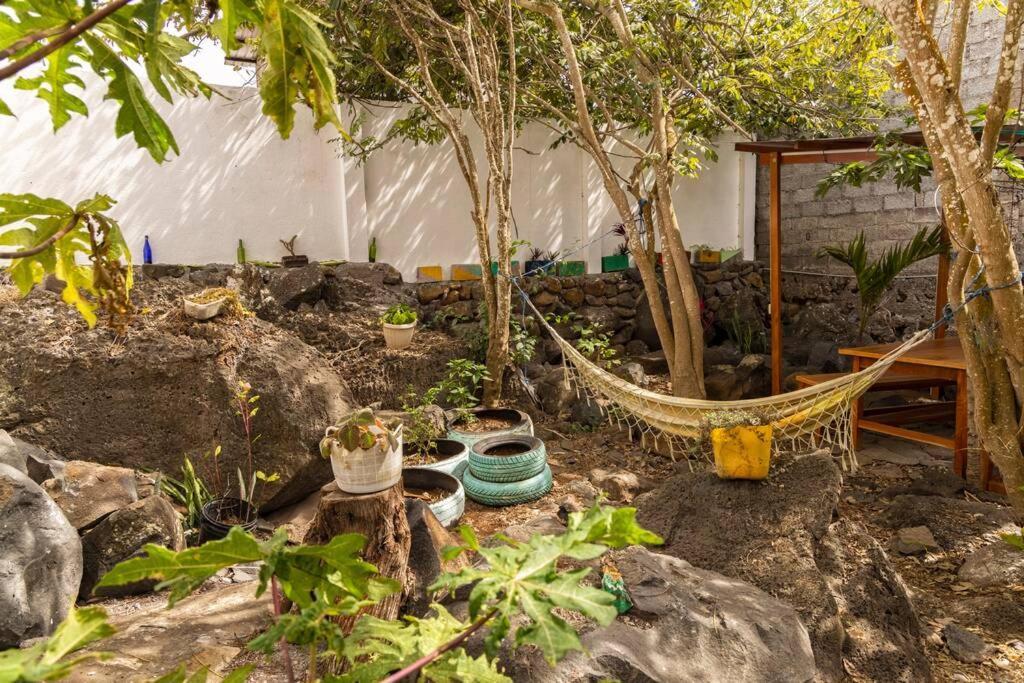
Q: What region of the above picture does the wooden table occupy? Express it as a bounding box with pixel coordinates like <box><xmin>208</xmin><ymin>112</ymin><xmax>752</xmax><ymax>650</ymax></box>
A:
<box><xmin>840</xmin><ymin>337</ymin><xmax>969</xmax><ymax>477</ymax></box>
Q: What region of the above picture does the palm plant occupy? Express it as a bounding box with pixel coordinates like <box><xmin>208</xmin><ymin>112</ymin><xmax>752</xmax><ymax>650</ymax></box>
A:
<box><xmin>818</xmin><ymin>225</ymin><xmax>947</xmax><ymax>340</ymax></box>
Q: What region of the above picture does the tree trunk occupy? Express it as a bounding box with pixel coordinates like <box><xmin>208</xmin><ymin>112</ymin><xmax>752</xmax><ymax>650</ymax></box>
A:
<box><xmin>867</xmin><ymin>0</ymin><xmax>1024</xmax><ymax>516</ymax></box>
<box><xmin>304</xmin><ymin>481</ymin><xmax>412</xmax><ymax>672</ymax></box>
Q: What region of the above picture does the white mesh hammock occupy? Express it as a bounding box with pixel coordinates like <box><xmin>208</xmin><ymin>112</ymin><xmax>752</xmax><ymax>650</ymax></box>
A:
<box><xmin>529</xmin><ymin>302</ymin><xmax>935</xmax><ymax>471</ymax></box>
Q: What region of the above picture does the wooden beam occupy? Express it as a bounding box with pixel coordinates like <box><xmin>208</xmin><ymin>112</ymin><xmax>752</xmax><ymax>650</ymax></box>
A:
<box><xmin>769</xmin><ymin>152</ymin><xmax>783</xmax><ymax>395</ymax></box>
<box><xmin>757</xmin><ymin>150</ymin><xmax>880</xmax><ymax>166</ymax></box>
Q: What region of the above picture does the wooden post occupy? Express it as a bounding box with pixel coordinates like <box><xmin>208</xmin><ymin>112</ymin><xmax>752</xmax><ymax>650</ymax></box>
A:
<box><xmin>769</xmin><ymin>152</ymin><xmax>783</xmax><ymax>395</ymax></box>
<box><xmin>304</xmin><ymin>481</ymin><xmax>411</xmax><ymax>658</ymax></box>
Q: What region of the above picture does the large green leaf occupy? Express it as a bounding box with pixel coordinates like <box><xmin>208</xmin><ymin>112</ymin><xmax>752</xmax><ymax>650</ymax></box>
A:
<box><xmin>0</xmin><ymin>607</ymin><xmax>114</xmax><ymax>682</ymax></box>
<box><xmin>259</xmin><ymin>0</ymin><xmax>298</xmax><ymax>138</ymax></box>
<box><xmin>96</xmin><ymin>526</ymin><xmax>264</xmax><ymax>605</ymax></box>
<box><xmin>14</xmin><ymin>45</ymin><xmax>89</xmax><ymax>131</ymax></box>
<box><xmin>84</xmin><ymin>34</ymin><xmax>179</xmax><ymax>163</ymax></box>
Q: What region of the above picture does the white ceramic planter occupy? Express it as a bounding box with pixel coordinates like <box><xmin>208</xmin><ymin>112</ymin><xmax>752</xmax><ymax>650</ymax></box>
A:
<box><xmin>183</xmin><ymin>297</ymin><xmax>227</xmax><ymax>320</ymax></box>
<box><xmin>383</xmin><ymin>321</ymin><xmax>416</xmax><ymax>349</ymax></box>
<box><xmin>327</xmin><ymin>425</ymin><xmax>403</xmax><ymax>494</ymax></box>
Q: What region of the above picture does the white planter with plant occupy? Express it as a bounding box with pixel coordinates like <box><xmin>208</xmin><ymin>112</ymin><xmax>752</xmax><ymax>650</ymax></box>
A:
<box><xmin>320</xmin><ymin>408</ymin><xmax>403</xmax><ymax>494</ymax></box>
<box><xmin>381</xmin><ymin>303</ymin><xmax>418</xmax><ymax>349</ymax></box>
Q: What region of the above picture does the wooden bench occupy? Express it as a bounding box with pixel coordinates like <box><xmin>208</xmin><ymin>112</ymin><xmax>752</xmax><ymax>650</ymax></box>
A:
<box><xmin>796</xmin><ymin>368</ymin><xmax>1006</xmax><ymax>493</ymax></box>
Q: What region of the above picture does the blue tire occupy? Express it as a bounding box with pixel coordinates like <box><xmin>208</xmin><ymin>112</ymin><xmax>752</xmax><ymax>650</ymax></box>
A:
<box><xmin>446</xmin><ymin>408</ymin><xmax>533</xmax><ymax>450</ymax></box>
<box><xmin>404</xmin><ymin>439</ymin><xmax>469</xmax><ymax>480</ymax></box>
<box><xmin>464</xmin><ymin>465</ymin><xmax>553</xmax><ymax>507</ymax></box>
<box><xmin>402</xmin><ymin>467</ymin><xmax>465</xmax><ymax>527</ymax></box>
<box><xmin>469</xmin><ymin>435</ymin><xmax>547</xmax><ymax>483</ymax></box>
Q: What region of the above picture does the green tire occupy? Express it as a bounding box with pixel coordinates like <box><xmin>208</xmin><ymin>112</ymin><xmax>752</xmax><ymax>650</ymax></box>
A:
<box><xmin>468</xmin><ymin>435</ymin><xmax>547</xmax><ymax>483</ymax></box>
<box><xmin>464</xmin><ymin>465</ymin><xmax>553</xmax><ymax>507</ymax></box>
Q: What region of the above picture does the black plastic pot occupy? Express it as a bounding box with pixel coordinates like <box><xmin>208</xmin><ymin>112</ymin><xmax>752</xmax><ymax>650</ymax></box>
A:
<box><xmin>199</xmin><ymin>497</ymin><xmax>258</xmax><ymax>543</ymax></box>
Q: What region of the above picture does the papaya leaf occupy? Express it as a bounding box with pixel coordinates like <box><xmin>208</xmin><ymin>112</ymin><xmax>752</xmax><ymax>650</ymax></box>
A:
<box><xmin>0</xmin><ymin>607</ymin><xmax>114</xmax><ymax>682</ymax></box>
<box><xmin>96</xmin><ymin>526</ymin><xmax>264</xmax><ymax>605</ymax></box>
<box><xmin>84</xmin><ymin>34</ymin><xmax>179</xmax><ymax>163</ymax></box>
<box><xmin>13</xmin><ymin>45</ymin><xmax>88</xmax><ymax>131</ymax></box>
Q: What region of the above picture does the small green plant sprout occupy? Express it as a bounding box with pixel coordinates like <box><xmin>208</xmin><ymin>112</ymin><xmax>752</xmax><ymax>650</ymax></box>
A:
<box><xmin>279</xmin><ymin>235</ymin><xmax>299</xmax><ymax>257</ymax></box>
<box><xmin>546</xmin><ymin>311</ymin><xmax>577</xmax><ymax>326</ymax></box>
<box><xmin>573</xmin><ymin>322</ymin><xmax>620</xmax><ymax>369</ymax></box>
<box><xmin>1003</xmin><ymin>485</ymin><xmax>1024</xmax><ymax>552</ymax></box>
<box><xmin>160</xmin><ymin>456</ymin><xmax>212</xmax><ymax>530</ymax></box>
<box><xmin>817</xmin><ymin>225</ymin><xmax>947</xmax><ymax>340</ymax></box>
<box><xmin>400</xmin><ymin>392</ymin><xmax>441</xmax><ymax>455</ymax></box>
<box><xmin>231</xmin><ymin>382</ymin><xmax>276</xmax><ymax>510</ymax></box>
<box><xmin>424</xmin><ymin>358</ymin><xmax>491</xmax><ymax>412</ymax></box>
<box><xmin>724</xmin><ymin>308</ymin><xmax>766</xmax><ymax>355</ymax></box>
<box><xmin>0</xmin><ymin>607</ymin><xmax>115</xmax><ymax>682</ymax></box>
<box><xmin>320</xmin><ymin>408</ymin><xmax>402</xmax><ymax>456</ymax></box>
<box><xmin>381</xmin><ymin>303</ymin><xmax>418</xmax><ymax>326</ymax></box>
<box><xmin>508</xmin><ymin>319</ymin><xmax>537</xmax><ymax>366</ymax></box>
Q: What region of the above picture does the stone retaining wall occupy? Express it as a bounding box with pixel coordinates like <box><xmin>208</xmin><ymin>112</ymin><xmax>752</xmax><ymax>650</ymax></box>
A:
<box><xmin>415</xmin><ymin>260</ymin><xmax>770</xmax><ymax>357</ymax></box>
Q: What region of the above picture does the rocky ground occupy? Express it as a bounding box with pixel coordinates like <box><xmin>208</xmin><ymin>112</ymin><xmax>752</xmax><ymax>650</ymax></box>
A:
<box><xmin>1</xmin><ymin>264</ymin><xmax>1022</xmax><ymax>682</ymax></box>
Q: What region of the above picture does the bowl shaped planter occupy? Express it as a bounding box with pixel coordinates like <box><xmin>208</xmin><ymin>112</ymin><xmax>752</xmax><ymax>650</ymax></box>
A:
<box><xmin>710</xmin><ymin>425</ymin><xmax>772</xmax><ymax>480</ymax></box>
<box><xmin>525</xmin><ymin>259</ymin><xmax>554</xmax><ymax>277</ymax></box>
<box><xmin>322</xmin><ymin>420</ymin><xmax>403</xmax><ymax>494</ymax></box>
<box><xmin>183</xmin><ymin>295</ymin><xmax>227</xmax><ymax>321</ymax></box>
<box><xmin>402</xmin><ymin>467</ymin><xmax>465</xmax><ymax>527</ymax></box>
<box><xmin>446</xmin><ymin>407</ymin><xmax>534</xmax><ymax>449</ymax></box>
<box><xmin>383</xmin><ymin>321</ymin><xmax>417</xmax><ymax>349</ymax></box>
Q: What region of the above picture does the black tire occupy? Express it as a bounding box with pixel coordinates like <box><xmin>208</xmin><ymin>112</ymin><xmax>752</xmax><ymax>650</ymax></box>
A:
<box><xmin>463</xmin><ymin>465</ymin><xmax>553</xmax><ymax>507</ymax></box>
<box><xmin>468</xmin><ymin>435</ymin><xmax>547</xmax><ymax>483</ymax></box>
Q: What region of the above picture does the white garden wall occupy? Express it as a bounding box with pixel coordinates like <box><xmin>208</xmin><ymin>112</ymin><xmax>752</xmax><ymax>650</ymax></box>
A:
<box><xmin>2</xmin><ymin>69</ymin><xmax>754</xmax><ymax>280</ymax></box>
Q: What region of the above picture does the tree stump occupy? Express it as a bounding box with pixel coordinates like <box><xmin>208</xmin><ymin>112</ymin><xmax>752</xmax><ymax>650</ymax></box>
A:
<box><xmin>304</xmin><ymin>480</ymin><xmax>411</xmax><ymax>635</ymax></box>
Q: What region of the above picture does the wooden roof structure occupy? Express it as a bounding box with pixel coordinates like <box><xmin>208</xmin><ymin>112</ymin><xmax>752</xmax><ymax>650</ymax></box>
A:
<box><xmin>734</xmin><ymin>133</ymin><xmax>953</xmax><ymax>394</ymax></box>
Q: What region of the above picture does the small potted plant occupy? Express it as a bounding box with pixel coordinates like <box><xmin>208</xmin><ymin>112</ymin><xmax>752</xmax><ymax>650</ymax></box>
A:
<box><xmin>381</xmin><ymin>303</ymin><xmax>418</xmax><ymax>349</ymax></box>
<box><xmin>183</xmin><ymin>287</ymin><xmax>246</xmax><ymax>321</ymax></box>
<box><xmin>525</xmin><ymin>247</ymin><xmax>551</xmax><ymax>277</ymax></box>
<box><xmin>280</xmin><ymin>235</ymin><xmax>309</xmax><ymax>268</ymax></box>
<box><xmin>198</xmin><ymin>382</ymin><xmax>280</xmax><ymax>542</ymax></box>
<box><xmin>320</xmin><ymin>408</ymin><xmax>403</xmax><ymax>494</ymax></box>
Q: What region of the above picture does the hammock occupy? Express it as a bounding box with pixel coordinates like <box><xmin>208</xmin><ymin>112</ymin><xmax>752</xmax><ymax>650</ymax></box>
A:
<box><xmin>528</xmin><ymin>299</ymin><xmax>936</xmax><ymax>471</ymax></box>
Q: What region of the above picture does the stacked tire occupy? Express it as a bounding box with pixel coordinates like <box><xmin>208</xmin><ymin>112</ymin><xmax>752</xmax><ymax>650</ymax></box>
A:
<box><xmin>463</xmin><ymin>435</ymin><xmax>552</xmax><ymax>506</ymax></box>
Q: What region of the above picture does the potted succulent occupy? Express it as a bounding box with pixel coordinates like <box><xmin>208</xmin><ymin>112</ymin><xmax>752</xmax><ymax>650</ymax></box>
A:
<box><xmin>320</xmin><ymin>408</ymin><xmax>403</xmax><ymax>494</ymax></box>
<box><xmin>381</xmin><ymin>303</ymin><xmax>418</xmax><ymax>349</ymax></box>
<box><xmin>280</xmin><ymin>235</ymin><xmax>309</xmax><ymax>268</ymax></box>
<box><xmin>602</xmin><ymin>242</ymin><xmax>630</xmax><ymax>273</ymax></box>
<box><xmin>525</xmin><ymin>248</ymin><xmax>559</xmax><ymax>277</ymax></box>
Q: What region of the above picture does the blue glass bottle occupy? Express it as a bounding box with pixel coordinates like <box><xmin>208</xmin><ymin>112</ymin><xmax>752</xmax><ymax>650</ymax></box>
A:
<box><xmin>143</xmin><ymin>236</ymin><xmax>153</xmax><ymax>264</ymax></box>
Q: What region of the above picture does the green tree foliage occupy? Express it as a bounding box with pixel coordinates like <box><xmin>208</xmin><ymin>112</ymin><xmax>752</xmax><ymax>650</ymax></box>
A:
<box><xmin>0</xmin><ymin>607</ymin><xmax>114</xmax><ymax>682</ymax></box>
<box><xmin>90</xmin><ymin>504</ymin><xmax>660</xmax><ymax>681</ymax></box>
<box><xmin>1</xmin><ymin>0</ymin><xmax>343</xmax><ymax>327</ymax></box>
<box><xmin>0</xmin><ymin>193</ymin><xmax>132</xmax><ymax>329</ymax></box>
<box><xmin>818</xmin><ymin>225</ymin><xmax>948</xmax><ymax>339</ymax></box>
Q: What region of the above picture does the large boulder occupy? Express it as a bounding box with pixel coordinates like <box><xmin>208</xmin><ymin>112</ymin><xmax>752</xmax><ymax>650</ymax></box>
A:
<box><xmin>0</xmin><ymin>288</ymin><xmax>352</xmax><ymax>512</ymax></box>
<box><xmin>79</xmin><ymin>495</ymin><xmax>185</xmax><ymax>598</ymax></box>
<box><xmin>958</xmin><ymin>540</ymin><xmax>1024</xmax><ymax>588</ymax></box>
<box><xmin>42</xmin><ymin>460</ymin><xmax>139</xmax><ymax>530</ymax></box>
<box><xmin>0</xmin><ymin>429</ymin><xmax>63</xmax><ymax>483</ymax></box>
<box><xmin>0</xmin><ymin>463</ymin><xmax>82</xmax><ymax>647</ymax></box>
<box><xmin>504</xmin><ymin>547</ymin><xmax>816</xmax><ymax>683</ymax></box>
<box><xmin>635</xmin><ymin>454</ymin><xmax>930</xmax><ymax>682</ymax></box>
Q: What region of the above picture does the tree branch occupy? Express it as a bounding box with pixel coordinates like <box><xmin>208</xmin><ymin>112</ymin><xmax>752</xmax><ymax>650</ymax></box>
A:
<box><xmin>0</xmin><ymin>0</ymin><xmax>135</xmax><ymax>82</ymax></box>
<box><xmin>0</xmin><ymin>214</ymin><xmax>81</xmax><ymax>260</ymax></box>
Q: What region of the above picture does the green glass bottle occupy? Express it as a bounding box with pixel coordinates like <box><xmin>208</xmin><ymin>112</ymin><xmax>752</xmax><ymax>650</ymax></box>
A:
<box><xmin>368</xmin><ymin>236</ymin><xmax>377</xmax><ymax>263</ymax></box>
<box><xmin>236</xmin><ymin>239</ymin><xmax>246</xmax><ymax>264</ymax></box>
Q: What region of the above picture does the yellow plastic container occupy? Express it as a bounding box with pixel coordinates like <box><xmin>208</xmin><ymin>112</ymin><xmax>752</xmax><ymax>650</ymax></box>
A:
<box><xmin>710</xmin><ymin>425</ymin><xmax>773</xmax><ymax>480</ymax></box>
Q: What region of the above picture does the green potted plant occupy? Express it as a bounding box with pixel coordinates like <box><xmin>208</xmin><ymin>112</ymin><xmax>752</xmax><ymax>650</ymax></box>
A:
<box><xmin>381</xmin><ymin>303</ymin><xmax>418</xmax><ymax>349</ymax></box>
<box><xmin>525</xmin><ymin>247</ymin><xmax>555</xmax><ymax>276</ymax></box>
<box><xmin>320</xmin><ymin>408</ymin><xmax>403</xmax><ymax>494</ymax></box>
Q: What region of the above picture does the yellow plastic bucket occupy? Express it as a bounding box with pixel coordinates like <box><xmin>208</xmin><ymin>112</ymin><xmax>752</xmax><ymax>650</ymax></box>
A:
<box><xmin>710</xmin><ymin>425</ymin><xmax>773</xmax><ymax>480</ymax></box>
